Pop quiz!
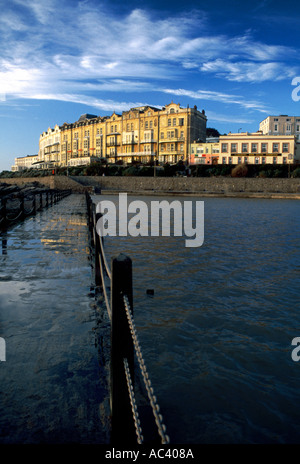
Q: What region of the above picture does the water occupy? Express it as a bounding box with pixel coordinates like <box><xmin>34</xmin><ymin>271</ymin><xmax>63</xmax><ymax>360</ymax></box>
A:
<box><xmin>0</xmin><ymin>194</ymin><xmax>109</xmax><ymax>444</ymax></box>
<box><xmin>95</xmin><ymin>194</ymin><xmax>300</xmax><ymax>444</ymax></box>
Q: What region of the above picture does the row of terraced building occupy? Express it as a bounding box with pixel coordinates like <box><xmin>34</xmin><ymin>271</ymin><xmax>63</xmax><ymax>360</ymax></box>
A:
<box><xmin>11</xmin><ymin>104</ymin><xmax>300</xmax><ymax>171</ymax></box>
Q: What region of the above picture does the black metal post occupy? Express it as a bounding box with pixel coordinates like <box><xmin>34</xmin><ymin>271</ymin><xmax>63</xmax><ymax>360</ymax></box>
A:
<box><xmin>20</xmin><ymin>195</ymin><xmax>25</xmax><ymax>220</ymax></box>
<box><xmin>110</xmin><ymin>253</ymin><xmax>135</xmax><ymax>444</ymax></box>
<box><xmin>0</xmin><ymin>199</ymin><xmax>7</xmax><ymax>227</ymax></box>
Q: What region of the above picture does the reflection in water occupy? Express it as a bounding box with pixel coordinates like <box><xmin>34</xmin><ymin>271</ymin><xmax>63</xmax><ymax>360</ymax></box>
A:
<box><xmin>1</xmin><ymin>233</ymin><xmax>7</xmax><ymax>255</ymax></box>
<box><xmin>0</xmin><ymin>194</ymin><xmax>109</xmax><ymax>444</ymax></box>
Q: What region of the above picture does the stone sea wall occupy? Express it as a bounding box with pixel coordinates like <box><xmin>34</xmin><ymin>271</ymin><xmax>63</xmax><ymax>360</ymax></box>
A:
<box><xmin>0</xmin><ymin>176</ymin><xmax>299</xmax><ymax>197</ymax></box>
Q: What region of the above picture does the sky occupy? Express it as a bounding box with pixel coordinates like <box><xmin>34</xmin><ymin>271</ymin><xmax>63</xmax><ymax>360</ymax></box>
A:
<box><xmin>1</xmin><ymin>0</ymin><xmax>300</xmax><ymax>171</ymax></box>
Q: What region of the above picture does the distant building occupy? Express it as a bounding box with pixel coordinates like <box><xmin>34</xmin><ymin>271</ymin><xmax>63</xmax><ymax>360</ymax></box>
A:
<box><xmin>190</xmin><ymin>132</ymin><xmax>298</xmax><ymax>165</ymax></box>
<box><xmin>190</xmin><ymin>141</ymin><xmax>220</xmax><ymax>165</ymax></box>
<box><xmin>38</xmin><ymin>102</ymin><xmax>207</xmax><ymax>168</ymax></box>
<box><xmin>259</xmin><ymin>115</ymin><xmax>300</xmax><ymax>141</ymax></box>
<box><xmin>38</xmin><ymin>125</ymin><xmax>61</xmax><ymax>169</ymax></box>
<box><xmin>11</xmin><ymin>154</ymin><xmax>39</xmax><ymax>171</ymax></box>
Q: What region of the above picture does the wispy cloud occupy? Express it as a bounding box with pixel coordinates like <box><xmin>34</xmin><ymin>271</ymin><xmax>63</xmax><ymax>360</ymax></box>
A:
<box><xmin>0</xmin><ymin>0</ymin><xmax>298</xmax><ymax>110</ymax></box>
<box><xmin>201</xmin><ymin>59</ymin><xmax>297</xmax><ymax>83</ymax></box>
<box><xmin>161</xmin><ymin>88</ymin><xmax>270</xmax><ymax>113</ymax></box>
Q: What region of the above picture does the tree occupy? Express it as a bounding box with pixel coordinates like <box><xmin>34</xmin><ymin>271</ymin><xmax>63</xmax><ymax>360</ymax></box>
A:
<box><xmin>206</xmin><ymin>128</ymin><xmax>220</xmax><ymax>137</ymax></box>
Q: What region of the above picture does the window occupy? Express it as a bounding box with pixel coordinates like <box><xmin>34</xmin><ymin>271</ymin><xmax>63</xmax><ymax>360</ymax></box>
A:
<box><xmin>170</xmin><ymin>108</ymin><xmax>175</xmax><ymax>114</ymax></box>
<box><xmin>161</xmin><ymin>132</ymin><xmax>164</xmax><ymax>139</ymax></box>
<box><xmin>286</xmin><ymin>124</ymin><xmax>291</xmax><ymax>132</ymax></box>
<box><xmin>150</xmin><ymin>121</ymin><xmax>153</xmax><ymax>129</ymax></box>
<box><xmin>273</xmin><ymin>157</ymin><xmax>277</xmax><ymax>164</ymax></box>
<box><xmin>283</xmin><ymin>157</ymin><xmax>287</xmax><ymax>164</ymax></box>
<box><xmin>221</xmin><ymin>143</ymin><xmax>228</xmax><ymax>153</ymax></box>
<box><xmin>261</xmin><ymin>143</ymin><xmax>267</xmax><ymax>153</ymax></box>
<box><xmin>251</xmin><ymin>143</ymin><xmax>257</xmax><ymax>153</ymax></box>
<box><xmin>179</xmin><ymin>118</ymin><xmax>184</xmax><ymax>126</ymax></box>
<box><xmin>131</xmin><ymin>123</ymin><xmax>134</xmax><ymax>131</ymax></box>
<box><xmin>242</xmin><ymin>143</ymin><xmax>248</xmax><ymax>153</ymax></box>
<box><xmin>145</xmin><ymin>122</ymin><xmax>148</xmax><ymax>129</ymax></box>
<box><xmin>274</xmin><ymin>118</ymin><xmax>278</xmax><ymax>121</ymax></box>
<box><xmin>222</xmin><ymin>157</ymin><xmax>226</xmax><ymax>164</ymax></box>
<box><xmin>283</xmin><ymin>143</ymin><xmax>289</xmax><ymax>152</ymax></box>
<box><xmin>297</xmin><ymin>125</ymin><xmax>300</xmax><ymax>132</ymax></box>
<box><xmin>168</xmin><ymin>119</ymin><xmax>171</xmax><ymax>126</ymax></box>
<box><xmin>274</xmin><ymin>124</ymin><xmax>278</xmax><ymax>131</ymax></box>
<box><xmin>127</xmin><ymin>123</ymin><xmax>130</xmax><ymax>131</ymax></box>
<box><xmin>273</xmin><ymin>143</ymin><xmax>279</xmax><ymax>152</ymax></box>
<box><xmin>231</xmin><ymin>143</ymin><xmax>237</xmax><ymax>153</ymax></box>
<box><xmin>238</xmin><ymin>157</ymin><xmax>242</xmax><ymax>164</ymax></box>
<box><xmin>228</xmin><ymin>157</ymin><xmax>232</xmax><ymax>164</ymax></box>
<box><xmin>255</xmin><ymin>157</ymin><xmax>259</xmax><ymax>164</ymax></box>
<box><xmin>173</xmin><ymin>118</ymin><xmax>176</xmax><ymax>126</ymax></box>
<box><xmin>244</xmin><ymin>157</ymin><xmax>248</xmax><ymax>164</ymax></box>
<box><xmin>262</xmin><ymin>157</ymin><xmax>266</xmax><ymax>164</ymax></box>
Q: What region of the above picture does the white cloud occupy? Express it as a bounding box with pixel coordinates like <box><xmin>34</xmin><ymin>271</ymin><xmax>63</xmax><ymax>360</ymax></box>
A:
<box><xmin>0</xmin><ymin>0</ymin><xmax>297</xmax><ymax>107</ymax></box>
<box><xmin>161</xmin><ymin>88</ymin><xmax>269</xmax><ymax>113</ymax></box>
<box><xmin>201</xmin><ymin>59</ymin><xmax>297</xmax><ymax>83</ymax></box>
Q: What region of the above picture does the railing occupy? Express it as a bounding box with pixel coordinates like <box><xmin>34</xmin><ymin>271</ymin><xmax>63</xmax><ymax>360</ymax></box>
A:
<box><xmin>0</xmin><ymin>189</ymin><xmax>72</xmax><ymax>229</ymax></box>
<box><xmin>86</xmin><ymin>191</ymin><xmax>170</xmax><ymax>445</ymax></box>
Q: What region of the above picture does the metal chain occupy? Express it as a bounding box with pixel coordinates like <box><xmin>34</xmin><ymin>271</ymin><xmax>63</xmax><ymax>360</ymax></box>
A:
<box><xmin>123</xmin><ymin>294</ymin><xmax>170</xmax><ymax>444</ymax></box>
<box><xmin>123</xmin><ymin>357</ymin><xmax>144</xmax><ymax>444</ymax></box>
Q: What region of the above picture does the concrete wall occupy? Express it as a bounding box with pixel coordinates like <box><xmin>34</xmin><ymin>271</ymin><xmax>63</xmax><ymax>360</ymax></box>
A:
<box><xmin>72</xmin><ymin>176</ymin><xmax>300</xmax><ymax>195</ymax></box>
<box><xmin>1</xmin><ymin>176</ymin><xmax>300</xmax><ymax>196</ymax></box>
<box><xmin>0</xmin><ymin>176</ymin><xmax>89</xmax><ymax>193</ymax></box>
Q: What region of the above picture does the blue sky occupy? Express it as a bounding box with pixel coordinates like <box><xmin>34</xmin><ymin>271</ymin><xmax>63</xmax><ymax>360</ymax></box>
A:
<box><xmin>1</xmin><ymin>0</ymin><xmax>300</xmax><ymax>171</ymax></box>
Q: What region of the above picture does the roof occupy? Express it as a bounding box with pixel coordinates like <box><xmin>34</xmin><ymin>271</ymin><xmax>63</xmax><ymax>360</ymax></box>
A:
<box><xmin>77</xmin><ymin>113</ymin><xmax>98</xmax><ymax>122</ymax></box>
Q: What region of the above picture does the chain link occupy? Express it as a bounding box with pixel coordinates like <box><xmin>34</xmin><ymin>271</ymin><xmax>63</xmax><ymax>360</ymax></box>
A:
<box><xmin>123</xmin><ymin>294</ymin><xmax>170</xmax><ymax>444</ymax></box>
<box><xmin>123</xmin><ymin>357</ymin><xmax>144</xmax><ymax>444</ymax></box>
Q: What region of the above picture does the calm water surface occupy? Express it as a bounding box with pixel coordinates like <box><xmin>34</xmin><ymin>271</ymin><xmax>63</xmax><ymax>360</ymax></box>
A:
<box><xmin>0</xmin><ymin>193</ymin><xmax>299</xmax><ymax>444</ymax></box>
<box><xmin>95</xmin><ymin>194</ymin><xmax>300</xmax><ymax>444</ymax></box>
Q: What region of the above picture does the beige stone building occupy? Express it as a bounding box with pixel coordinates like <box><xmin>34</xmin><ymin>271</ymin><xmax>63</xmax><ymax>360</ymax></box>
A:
<box><xmin>38</xmin><ymin>125</ymin><xmax>61</xmax><ymax>168</ymax></box>
<box><xmin>259</xmin><ymin>115</ymin><xmax>300</xmax><ymax>140</ymax></box>
<box><xmin>38</xmin><ymin>102</ymin><xmax>207</xmax><ymax>168</ymax></box>
<box><xmin>11</xmin><ymin>154</ymin><xmax>39</xmax><ymax>171</ymax></box>
<box><xmin>190</xmin><ymin>132</ymin><xmax>298</xmax><ymax>165</ymax></box>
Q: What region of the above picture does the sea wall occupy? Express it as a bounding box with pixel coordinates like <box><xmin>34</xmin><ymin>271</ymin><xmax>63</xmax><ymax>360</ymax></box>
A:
<box><xmin>72</xmin><ymin>176</ymin><xmax>300</xmax><ymax>197</ymax></box>
<box><xmin>1</xmin><ymin>176</ymin><xmax>299</xmax><ymax>197</ymax></box>
<box><xmin>0</xmin><ymin>176</ymin><xmax>88</xmax><ymax>193</ymax></box>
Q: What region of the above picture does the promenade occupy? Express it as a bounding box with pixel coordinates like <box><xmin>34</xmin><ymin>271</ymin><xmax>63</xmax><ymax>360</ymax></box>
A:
<box><xmin>0</xmin><ymin>194</ymin><xmax>109</xmax><ymax>444</ymax></box>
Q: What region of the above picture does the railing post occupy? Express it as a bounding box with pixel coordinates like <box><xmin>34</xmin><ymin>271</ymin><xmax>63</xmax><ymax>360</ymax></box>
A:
<box><xmin>110</xmin><ymin>253</ymin><xmax>135</xmax><ymax>444</ymax></box>
<box><xmin>20</xmin><ymin>195</ymin><xmax>25</xmax><ymax>220</ymax></box>
<box><xmin>33</xmin><ymin>194</ymin><xmax>36</xmax><ymax>214</ymax></box>
<box><xmin>93</xmin><ymin>203</ymin><xmax>102</xmax><ymax>287</ymax></box>
<box><xmin>0</xmin><ymin>199</ymin><xmax>7</xmax><ymax>227</ymax></box>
